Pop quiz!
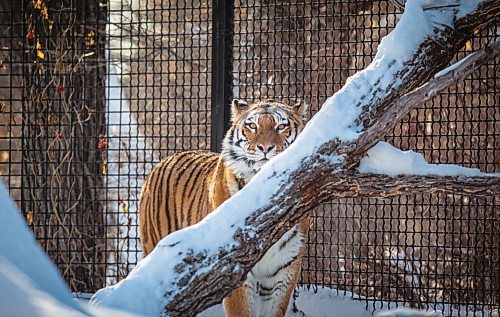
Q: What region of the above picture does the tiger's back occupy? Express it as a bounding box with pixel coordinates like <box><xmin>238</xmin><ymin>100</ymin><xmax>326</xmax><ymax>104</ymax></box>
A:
<box><xmin>139</xmin><ymin>150</ymin><xmax>220</xmax><ymax>256</ymax></box>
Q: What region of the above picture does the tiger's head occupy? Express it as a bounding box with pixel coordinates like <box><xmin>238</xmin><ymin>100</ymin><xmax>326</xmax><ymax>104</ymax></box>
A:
<box><xmin>222</xmin><ymin>99</ymin><xmax>308</xmax><ymax>181</ymax></box>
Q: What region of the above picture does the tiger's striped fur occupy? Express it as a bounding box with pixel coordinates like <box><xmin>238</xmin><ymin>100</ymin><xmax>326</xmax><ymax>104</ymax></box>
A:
<box><xmin>139</xmin><ymin>99</ymin><xmax>309</xmax><ymax>317</ymax></box>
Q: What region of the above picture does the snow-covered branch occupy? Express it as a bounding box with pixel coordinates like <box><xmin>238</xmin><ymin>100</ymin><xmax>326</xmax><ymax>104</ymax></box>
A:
<box><xmin>91</xmin><ymin>1</ymin><xmax>499</xmax><ymax>316</ymax></box>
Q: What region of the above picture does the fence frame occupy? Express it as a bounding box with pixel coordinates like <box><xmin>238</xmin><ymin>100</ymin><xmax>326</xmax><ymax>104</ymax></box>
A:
<box><xmin>211</xmin><ymin>0</ymin><xmax>234</xmax><ymax>152</ymax></box>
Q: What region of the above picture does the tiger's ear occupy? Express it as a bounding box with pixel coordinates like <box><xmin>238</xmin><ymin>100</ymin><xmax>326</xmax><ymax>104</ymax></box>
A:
<box><xmin>293</xmin><ymin>99</ymin><xmax>309</xmax><ymax>117</ymax></box>
<box><xmin>230</xmin><ymin>99</ymin><xmax>249</xmax><ymax>121</ymax></box>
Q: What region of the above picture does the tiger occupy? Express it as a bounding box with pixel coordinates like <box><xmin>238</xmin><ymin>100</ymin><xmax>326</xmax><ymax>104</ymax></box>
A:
<box><xmin>139</xmin><ymin>99</ymin><xmax>309</xmax><ymax>317</ymax></box>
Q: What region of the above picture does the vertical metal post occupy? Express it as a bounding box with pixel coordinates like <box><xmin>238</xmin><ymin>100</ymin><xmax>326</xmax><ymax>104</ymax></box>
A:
<box><xmin>211</xmin><ymin>0</ymin><xmax>233</xmax><ymax>152</ymax></box>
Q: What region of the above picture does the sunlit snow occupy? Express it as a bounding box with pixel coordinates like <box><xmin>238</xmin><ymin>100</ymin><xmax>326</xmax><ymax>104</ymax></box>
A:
<box><xmin>358</xmin><ymin>141</ymin><xmax>489</xmax><ymax>177</ymax></box>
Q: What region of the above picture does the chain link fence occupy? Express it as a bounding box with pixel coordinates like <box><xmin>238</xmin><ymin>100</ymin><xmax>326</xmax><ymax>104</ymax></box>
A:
<box><xmin>0</xmin><ymin>0</ymin><xmax>498</xmax><ymax>314</ymax></box>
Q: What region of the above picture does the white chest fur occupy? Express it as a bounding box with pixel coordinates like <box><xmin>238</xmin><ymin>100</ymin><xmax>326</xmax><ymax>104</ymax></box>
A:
<box><xmin>244</xmin><ymin>225</ymin><xmax>304</xmax><ymax>317</ymax></box>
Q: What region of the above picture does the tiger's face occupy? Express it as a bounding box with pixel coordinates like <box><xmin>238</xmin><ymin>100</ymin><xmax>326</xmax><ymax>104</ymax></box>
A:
<box><xmin>222</xmin><ymin>99</ymin><xmax>307</xmax><ymax>181</ymax></box>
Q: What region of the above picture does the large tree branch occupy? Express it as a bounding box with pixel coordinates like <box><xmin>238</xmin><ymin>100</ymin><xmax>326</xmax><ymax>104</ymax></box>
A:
<box><xmin>91</xmin><ymin>1</ymin><xmax>500</xmax><ymax>316</ymax></box>
<box><xmin>327</xmin><ymin>172</ymin><xmax>500</xmax><ymax>199</ymax></box>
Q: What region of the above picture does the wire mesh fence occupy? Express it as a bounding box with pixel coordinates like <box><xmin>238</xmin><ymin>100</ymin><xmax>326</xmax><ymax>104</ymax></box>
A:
<box><xmin>0</xmin><ymin>0</ymin><xmax>498</xmax><ymax>315</ymax></box>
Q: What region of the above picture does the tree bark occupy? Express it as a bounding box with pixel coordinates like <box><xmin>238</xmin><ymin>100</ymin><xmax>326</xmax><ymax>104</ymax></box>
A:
<box><xmin>91</xmin><ymin>1</ymin><xmax>500</xmax><ymax>316</ymax></box>
<box><xmin>318</xmin><ymin>172</ymin><xmax>500</xmax><ymax>199</ymax></box>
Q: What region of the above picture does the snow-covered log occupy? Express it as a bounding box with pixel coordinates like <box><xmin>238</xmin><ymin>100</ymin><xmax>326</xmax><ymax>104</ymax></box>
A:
<box><xmin>91</xmin><ymin>1</ymin><xmax>500</xmax><ymax>316</ymax></box>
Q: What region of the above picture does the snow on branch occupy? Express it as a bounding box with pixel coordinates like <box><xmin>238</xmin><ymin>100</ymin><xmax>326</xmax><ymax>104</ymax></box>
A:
<box><xmin>90</xmin><ymin>1</ymin><xmax>500</xmax><ymax>316</ymax></box>
<box><xmin>359</xmin><ymin>141</ymin><xmax>498</xmax><ymax>178</ymax></box>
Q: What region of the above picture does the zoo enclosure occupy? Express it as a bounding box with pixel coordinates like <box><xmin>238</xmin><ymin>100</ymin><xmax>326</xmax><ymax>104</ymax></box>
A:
<box><xmin>0</xmin><ymin>0</ymin><xmax>498</xmax><ymax>315</ymax></box>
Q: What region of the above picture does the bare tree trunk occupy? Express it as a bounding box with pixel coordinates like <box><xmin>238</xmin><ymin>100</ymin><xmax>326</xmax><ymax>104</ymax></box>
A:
<box><xmin>22</xmin><ymin>0</ymin><xmax>107</xmax><ymax>292</ymax></box>
<box><xmin>91</xmin><ymin>1</ymin><xmax>500</xmax><ymax>315</ymax></box>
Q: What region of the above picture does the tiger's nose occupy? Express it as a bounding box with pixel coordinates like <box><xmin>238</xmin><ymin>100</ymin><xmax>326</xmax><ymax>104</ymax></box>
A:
<box><xmin>257</xmin><ymin>144</ymin><xmax>275</xmax><ymax>154</ymax></box>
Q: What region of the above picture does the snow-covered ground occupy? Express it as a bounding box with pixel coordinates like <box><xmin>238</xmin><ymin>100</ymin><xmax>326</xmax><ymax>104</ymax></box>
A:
<box><xmin>199</xmin><ymin>286</ymin><xmax>443</xmax><ymax>317</ymax></box>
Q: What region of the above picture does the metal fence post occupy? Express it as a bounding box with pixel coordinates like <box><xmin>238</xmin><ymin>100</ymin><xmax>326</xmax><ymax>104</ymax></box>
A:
<box><xmin>211</xmin><ymin>0</ymin><xmax>233</xmax><ymax>152</ymax></box>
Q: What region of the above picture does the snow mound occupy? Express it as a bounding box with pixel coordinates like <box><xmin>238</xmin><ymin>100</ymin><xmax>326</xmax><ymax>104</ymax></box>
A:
<box><xmin>0</xmin><ymin>181</ymin><xmax>139</xmax><ymax>317</ymax></box>
<box><xmin>0</xmin><ymin>257</ymin><xmax>83</xmax><ymax>317</ymax></box>
<box><xmin>359</xmin><ymin>141</ymin><xmax>488</xmax><ymax>177</ymax></box>
<box><xmin>0</xmin><ymin>181</ymin><xmax>78</xmax><ymax>310</ymax></box>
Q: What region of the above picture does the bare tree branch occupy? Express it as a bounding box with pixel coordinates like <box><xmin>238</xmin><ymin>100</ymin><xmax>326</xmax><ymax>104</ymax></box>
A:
<box><xmin>330</xmin><ymin>172</ymin><xmax>500</xmax><ymax>199</ymax></box>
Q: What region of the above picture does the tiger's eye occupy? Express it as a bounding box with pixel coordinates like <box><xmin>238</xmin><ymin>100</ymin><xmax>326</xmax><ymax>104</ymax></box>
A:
<box><xmin>247</xmin><ymin>123</ymin><xmax>257</xmax><ymax>129</ymax></box>
<box><xmin>277</xmin><ymin>124</ymin><xmax>287</xmax><ymax>131</ymax></box>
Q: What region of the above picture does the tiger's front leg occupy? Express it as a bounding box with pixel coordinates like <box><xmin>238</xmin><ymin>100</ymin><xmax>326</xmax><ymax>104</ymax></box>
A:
<box><xmin>223</xmin><ymin>256</ymin><xmax>303</xmax><ymax>317</ymax></box>
<box><xmin>248</xmin><ymin>256</ymin><xmax>302</xmax><ymax>317</ymax></box>
<box><xmin>223</xmin><ymin>267</ymin><xmax>298</xmax><ymax>317</ymax></box>
<box><xmin>222</xmin><ymin>222</ymin><xmax>307</xmax><ymax>317</ymax></box>
<box><xmin>222</xmin><ymin>266</ymin><xmax>301</xmax><ymax>317</ymax></box>
<box><xmin>223</xmin><ymin>285</ymin><xmax>253</xmax><ymax>317</ymax></box>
